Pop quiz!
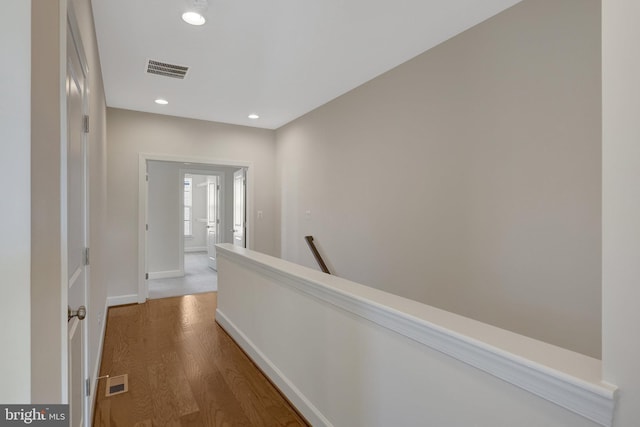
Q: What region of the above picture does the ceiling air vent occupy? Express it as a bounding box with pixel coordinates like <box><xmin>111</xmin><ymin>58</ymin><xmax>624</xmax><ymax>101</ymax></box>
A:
<box><xmin>146</xmin><ymin>59</ymin><xmax>189</xmax><ymax>79</ymax></box>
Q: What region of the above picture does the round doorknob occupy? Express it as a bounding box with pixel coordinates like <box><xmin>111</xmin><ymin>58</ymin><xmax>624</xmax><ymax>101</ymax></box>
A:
<box><xmin>68</xmin><ymin>305</ymin><xmax>87</xmax><ymax>322</ymax></box>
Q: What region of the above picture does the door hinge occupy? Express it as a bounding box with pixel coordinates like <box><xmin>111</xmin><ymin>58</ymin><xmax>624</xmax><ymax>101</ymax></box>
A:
<box><xmin>146</xmin><ymin>224</ymin><xmax>149</xmax><ymax>231</ymax></box>
<box><xmin>145</xmin><ymin>273</ymin><xmax>149</xmax><ymax>280</ymax></box>
<box><xmin>83</xmin><ymin>115</ymin><xmax>90</xmax><ymax>133</ymax></box>
<box><xmin>146</xmin><ymin>174</ymin><xmax>149</xmax><ymax>182</ymax></box>
<box><xmin>217</xmin><ymin>184</ymin><xmax>220</xmax><ymax>190</ymax></box>
<box><xmin>216</xmin><ymin>219</ymin><xmax>220</xmax><ymax>224</ymax></box>
<box><xmin>85</xmin><ymin>378</ymin><xmax>91</xmax><ymax>397</ymax></box>
<box><xmin>84</xmin><ymin>247</ymin><xmax>90</xmax><ymax>266</ymax></box>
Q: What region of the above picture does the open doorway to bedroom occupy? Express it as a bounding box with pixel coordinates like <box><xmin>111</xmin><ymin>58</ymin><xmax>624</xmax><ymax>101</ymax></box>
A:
<box><xmin>142</xmin><ymin>159</ymin><xmax>247</xmax><ymax>300</ymax></box>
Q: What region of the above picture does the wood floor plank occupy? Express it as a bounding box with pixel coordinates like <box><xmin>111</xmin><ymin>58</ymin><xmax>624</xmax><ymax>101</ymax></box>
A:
<box><xmin>179</xmin><ymin>411</ymin><xmax>205</xmax><ymax>427</ymax></box>
<box><xmin>177</xmin><ymin>329</ymin><xmax>253</xmax><ymax>426</ymax></box>
<box><xmin>200</xmin><ymin>370</ymin><xmax>254</xmax><ymax>427</ymax></box>
<box><xmin>148</xmin><ymin>361</ymin><xmax>183</xmax><ymax>426</ymax></box>
<box><xmin>97</xmin><ymin>309</ymin><xmax>155</xmax><ymax>426</ymax></box>
<box><xmin>93</xmin><ymin>292</ymin><xmax>307</xmax><ymax>427</ymax></box>
<box><xmin>161</xmin><ymin>351</ymin><xmax>200</xmax><ymax>417</ymax></box>
<box><xmin>94</xmin><ymin>399</ymin><xmax>110</xmax><ymax>427</ymax></box>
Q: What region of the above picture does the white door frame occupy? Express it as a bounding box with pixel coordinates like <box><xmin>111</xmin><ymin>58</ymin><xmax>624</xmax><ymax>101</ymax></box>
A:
<box><xmin>138</xmin><ymin>153</ymin><xmax>254</xmax><ymax>303</ymax></box>
<box><xmin>204</xmin><ymin>174</ymin><xmax>222</xmax><ymax>270</ymax></box>
<box><xmin>233</xmin><ymin>168</ymin><xmax>247</xmax><ymax>248</ymax></box>
<box><xmin>60</xmin><ymin>0</ymin><xmax>71</xmax><ymax>404</ymax></box>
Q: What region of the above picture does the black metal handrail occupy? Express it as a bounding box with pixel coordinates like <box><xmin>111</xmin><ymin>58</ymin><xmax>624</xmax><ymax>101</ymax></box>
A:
<box><xmin>304</xmin><ymin>236</ymin><xmax>331</xmax><ymax>275</ymax></box>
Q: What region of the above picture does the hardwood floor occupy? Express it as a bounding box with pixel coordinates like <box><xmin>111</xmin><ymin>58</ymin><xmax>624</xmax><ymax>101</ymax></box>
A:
<box><xmin>93</xmin><ymin>293</ymin><xmax>308</xmax><ymax>427</ymax></box>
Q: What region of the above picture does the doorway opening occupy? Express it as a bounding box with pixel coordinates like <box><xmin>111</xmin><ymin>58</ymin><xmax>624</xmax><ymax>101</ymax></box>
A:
<box><xmin>184</xmin><ymin>172</ymin><xmax>221</xmax><ymax>269</ymax></box>
<box><xmin>138</xmin><ymin>155</ymin><xmax>249</xmax><ymax>302</ymax></box>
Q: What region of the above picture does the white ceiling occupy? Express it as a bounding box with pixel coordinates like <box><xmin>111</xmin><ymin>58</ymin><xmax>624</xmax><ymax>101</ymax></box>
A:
<box><xmin>92</xmin><ymin>0</ymin><xmax>522</xmax><ymax>130</ymax></box>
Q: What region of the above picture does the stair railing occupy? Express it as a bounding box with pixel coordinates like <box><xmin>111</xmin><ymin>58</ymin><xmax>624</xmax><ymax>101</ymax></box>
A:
<box><xmin>304</xmin><ymin>235</ymin><xmax>331</xmax><ymax>275</ymax></box>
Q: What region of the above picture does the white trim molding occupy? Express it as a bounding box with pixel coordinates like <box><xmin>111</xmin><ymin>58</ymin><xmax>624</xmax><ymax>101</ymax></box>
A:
<box><xmin>148</xmin><ymin>270</ymin><xmax>183</xmax><ymax>280</ymax></box>
<box><xmin>106</xmin><ymin>294</ymin><xmax>139</xmax><ymax>307</ymax></box>
<box><xmin>184</xmin><ymin>246</ymin><xmax>207</xmax><ymax>253</ymax></box>
<box><xmin>215</xmin><ymin>244</ymin><xmax>617</xmax><ymax>427</ymax></box>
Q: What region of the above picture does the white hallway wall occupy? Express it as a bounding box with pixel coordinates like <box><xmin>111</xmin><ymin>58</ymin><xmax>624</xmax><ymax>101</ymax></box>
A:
<box><xmin>30</xmin><ymin>0</ymin><xmax>109</xmax><ymax>403</ymax></box>
<box><xmin>277</xmin><ymin>0</ymin><xmax>601</xmax><ymax>358</ymax></box>
<box><xmin>106</xmin><ymin>108</ymin><xmax>277</xmax><ymax>298</ymax></box>
<box><xmin>31</xmin><ymin>0</ymin><xmax>66</xmax><ymax>401</ymax></box>
<box><xmin>147</xmin><ymin>161</ymin><xmax>181</xmax><ymax>275</ymax></box>
<box><xmin>147</xmin><ymin>161</ymin><xmax>237</xmax><ymax>274</ymax></box>
<box><xmin>0</xmin><ymin>0</ymin><xmax>108</xmax><ymax>403</ymax></box>
<box><xmin>602</xmin><ymin>0</ymin><xmax>640</xmax><ymax>425</ymax></box>
<box><xmin>217</xmin><ymin>247</ymin><xmax>606</xmax><ymax>427</ymax></box>
<box><xmin>0</xmin><ymin>0</ymin><xmax>31</xmax><ymax>403</ymax></box>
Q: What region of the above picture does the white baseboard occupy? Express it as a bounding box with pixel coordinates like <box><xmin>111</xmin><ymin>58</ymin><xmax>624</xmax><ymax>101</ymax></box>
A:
<box><xmin>107</xmin><ymin>294</ymin><xmax>139</xmax><ymax>307</ymax></box>
<box><xmin>148</xmin><ymin>270</ymin><xmax>182</xmax><ymax>280</ymax></box>
<box><xmin>185</xmin><ymin>246</ymin><xmax>207</xmax><ymax>253</ymax></box>
<box><xmin>89</xmin><ymin>298</ymin><xmax>109</xmax><ymax>422</ymax></box>
<box><xmin>215</xmin><ymin>309</ymin><xmax>332</xmax><ymax>427</ymax></box>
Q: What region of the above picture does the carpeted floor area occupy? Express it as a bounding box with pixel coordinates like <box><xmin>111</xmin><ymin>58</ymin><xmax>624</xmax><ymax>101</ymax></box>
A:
<box><xmin>149</xmin><ymin>252</ymin><xmax>218</xmax><ymax>299</ymax></box>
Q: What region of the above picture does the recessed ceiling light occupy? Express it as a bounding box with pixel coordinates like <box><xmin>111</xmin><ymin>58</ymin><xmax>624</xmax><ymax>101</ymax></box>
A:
<box><xmin>248</xmin><ymin>114</ymin><xmax>259</xmax><ymax>119</ymax></box>
<box><xmin>155</xmin><ymin>98</ymin><xmax>169</xmax><ymax>105</ymax></box>
<box><xmin>182</xmin><ymin>11</ymin><xmax>206</xmax><ymax>26</ymax></box>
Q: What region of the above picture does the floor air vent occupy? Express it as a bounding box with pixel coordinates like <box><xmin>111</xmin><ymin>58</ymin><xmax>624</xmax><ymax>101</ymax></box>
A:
<box><xmin>146</xmin><ymin>59</ymin><xmax>189</xmax><ymax>79</ymax></box>
<box><xmin>105</xmin><ymin>374</ymin><xmax>129</xmax><ymax>397</ymax></box>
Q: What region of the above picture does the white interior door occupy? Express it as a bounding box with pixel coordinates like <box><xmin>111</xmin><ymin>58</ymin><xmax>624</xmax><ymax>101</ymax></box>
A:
<box><xmin>66</xmin><ymin>16</ymin><xmax>89</xmax><ymax>427</ymax></box>
<box><xmin>233</xmin><ymin>169</ymin><xmax>246</xmax><ymax>247</ymax></box>
<box><xmin>206</xmin><ymin>176</ymin><xmax>219</xmax><ymax>270</ymax></box>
